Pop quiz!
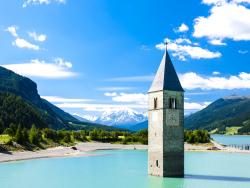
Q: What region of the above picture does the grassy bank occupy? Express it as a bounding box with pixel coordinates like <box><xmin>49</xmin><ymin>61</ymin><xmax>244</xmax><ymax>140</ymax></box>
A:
<box><xmin>210</xmin><ymin>126</ymin><xmax>242</xmax><ymax>135</ymax></box>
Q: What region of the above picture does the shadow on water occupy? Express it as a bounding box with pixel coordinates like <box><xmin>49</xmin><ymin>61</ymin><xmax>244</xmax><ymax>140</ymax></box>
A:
<box><xmin>147</xmin><ymin>174</ymin><xmax>250</xmax><ymax>188</ymax></box>
<box><xmin>185</xmin><ymin>174</ymin><xmax>250</xmax><ymax>182</ymax></box>
<box><xmin>148</xmin><ymin>176</ymin><xmax>184</xmax><ymax>188</ymax></box>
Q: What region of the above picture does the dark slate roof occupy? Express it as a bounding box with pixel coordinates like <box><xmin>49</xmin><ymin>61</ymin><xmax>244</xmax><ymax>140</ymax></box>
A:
<box><xmin>148</xmin><ymin>48</ymin><xmax>184</xmax><ymax>93</ymax></box>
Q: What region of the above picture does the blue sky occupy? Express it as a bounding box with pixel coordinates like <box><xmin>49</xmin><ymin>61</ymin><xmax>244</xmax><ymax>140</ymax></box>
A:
<box><xmin>0</xmin><ymin>0</ymin><xmax>250</xmax><ymax>118</ymax></box>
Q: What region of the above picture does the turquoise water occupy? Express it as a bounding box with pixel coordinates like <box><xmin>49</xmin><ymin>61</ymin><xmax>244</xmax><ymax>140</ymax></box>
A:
<box><xmin>212</xmin><ymin>134</ymin><xmax>250</xmax><ymax>145</ymax></box>
<box><xmin>1</xmin><ymin>150</ymin><xmax>250</xmax><ymax>188</ymax></box>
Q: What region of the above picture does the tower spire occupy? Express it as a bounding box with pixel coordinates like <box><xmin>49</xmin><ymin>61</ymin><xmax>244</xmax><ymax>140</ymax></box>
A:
<box><xmin>148</xmin><ymin>41</ymin><xmax>184</xmax><ymax>93</ymax></box>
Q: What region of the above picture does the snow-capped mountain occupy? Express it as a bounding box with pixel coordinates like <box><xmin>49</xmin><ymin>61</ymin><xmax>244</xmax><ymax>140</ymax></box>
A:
<box><xmin>73</xmin><ymin>114</ymin><xmax>98</xmax><ymax>123</ymax></box>
<box><xmin>72</xmin><ymin>108</ymin><xmax>148</xmax><ymax>128</ymax></box>
<box><xmin>95</xmin><ymin>108</ymin><xmax>147</xmax><ymax>127</ymax></box>
<box><xmin>82</xmin><ymin>115</ymin><xmax>98</xmax><ymax>122</ymax></box>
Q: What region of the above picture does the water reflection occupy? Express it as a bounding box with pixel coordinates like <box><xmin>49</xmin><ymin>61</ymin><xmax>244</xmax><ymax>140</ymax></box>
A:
<box><xmin>148</xmin><ymin>176</ymin><xmax>184</xmax><ymax>188</ymax></box>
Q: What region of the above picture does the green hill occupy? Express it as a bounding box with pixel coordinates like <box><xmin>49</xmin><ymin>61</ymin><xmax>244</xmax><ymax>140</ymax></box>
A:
<box><xmin>0</xmin><ymin>66</ymin><xmax>114</xmax><ymax>131</ymax></box>
<box><xmin>185</xmin><ymin>95</ymin><xmax>250</xmax><ymax>134</ymax></box>
<box><xmin>0</xmin><ymin>93</ymin><xmax>47</xmax><ymax>132</ymax></box>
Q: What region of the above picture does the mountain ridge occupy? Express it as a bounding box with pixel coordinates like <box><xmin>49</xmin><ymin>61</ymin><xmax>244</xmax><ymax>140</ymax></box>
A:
<box><xmin>185</xmin><ymin>95</ymin><xmax>250</xmax><ymax>134</ymax></box>
<box><xmin>0</xmin><ymin>66</ymin><xmax>114</xmax><ymax>131</ymax></box>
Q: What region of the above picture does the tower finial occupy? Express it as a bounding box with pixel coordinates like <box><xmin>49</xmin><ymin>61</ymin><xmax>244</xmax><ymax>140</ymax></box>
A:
<box><xmin>165</xmin><ymin>41</ymin><xmax>168</xmax><ymax>51</ymax></box>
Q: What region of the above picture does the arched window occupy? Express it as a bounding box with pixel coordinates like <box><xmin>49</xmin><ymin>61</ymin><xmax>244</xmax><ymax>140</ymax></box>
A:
<box><xmin>154</xmin><ymin>98</ymin><xmax>158</xmax><ymax>109</ymax></box>
<box><xmin>169</xmin><ymin>98</ymin><xmax>177</xmax><ymax>109</ymax></box>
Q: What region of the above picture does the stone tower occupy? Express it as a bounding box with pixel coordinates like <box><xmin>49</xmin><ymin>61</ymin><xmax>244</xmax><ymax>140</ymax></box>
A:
<box><xmin>148</xmin><ymin>44</ymin><xmax>184</xmax><ymax>177</ymax></box>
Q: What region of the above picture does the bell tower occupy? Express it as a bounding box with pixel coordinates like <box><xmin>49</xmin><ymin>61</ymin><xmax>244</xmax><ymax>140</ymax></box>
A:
<box><xmin>148</xmin><ymin>43</ymin><xmax>184</xmax><ymax>177</ymax></box>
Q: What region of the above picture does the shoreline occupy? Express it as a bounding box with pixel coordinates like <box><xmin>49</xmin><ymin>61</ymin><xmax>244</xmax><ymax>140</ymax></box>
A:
<box><xmin>0</xmin><ymin>142</ymin><xmax>148</xmax><ymax>163</ymax></box>
<box><xmin>1</xmin><ymin>141</ymin><xmax>250</xmax><ymax>164</ymax></box>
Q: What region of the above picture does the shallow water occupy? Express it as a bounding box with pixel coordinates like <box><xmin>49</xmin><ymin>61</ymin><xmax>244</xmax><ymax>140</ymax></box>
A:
<box><xmin>212</xmin><ymin>134</ymin><xmax>250</xmax><ymax>145</ymax></box>
<box><xmin>0</xmin><ymin>150</ymin><xmax>250</xmax><ymax>188</ymax></box>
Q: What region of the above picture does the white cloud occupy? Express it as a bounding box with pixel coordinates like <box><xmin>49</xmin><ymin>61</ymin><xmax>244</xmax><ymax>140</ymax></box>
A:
<box><xmin>202</xmin><ymin>0</ymin><xmax>226</xmax><ymax>5</ymax></box>
<box><xmin>12</xmin><ymin>38</ymin><xmax>40</xmax><ymax>50</ymax></box>
<box><xmin>106</xmin><ymin>75</ymin><xmax>154</xmax><ymax>82</ymax></box>
<box><xmin>186</xmin><ymin>92</ymin><xmax>210</xmax><ymax>95</ymax></box>
<box><xmin>175</xmin><ymin>38</ymin><xmax>192</xmax><ymax>44</ymax></box>
<box><xmin>233</xmin><ymin>0</ymin><xmax>250</xmax><ymax>3</ymax></box>
<box><xmin>185</xmin><ymin>101</ymin><xmax>211</xmax><ymax>110</ymax></box>
<box><xmin>23</xmin><ymin>0</ymin><xmax>66</xmax><ymax>7</ymax></box>
<box><xmin>56</xmin><ymin>92</ymin><xmax>149</xmax><ymax>113</ymax></box>
<box><xmin>54</xmin><ymin>57</ymin><xmax>72</xmax><ymax>68</ymax></box>
<box><xmin>28</xmin><ymin>32</ymin><xmax>47</xmax><ymax>42</ymax></box>
<box><xmin>208</xmin><ymin>39</ymin><xmax>227</xmax><ymax>45</ymax></box>
<box><xmin>5</xmin><ymin>26</ymin><xmax>18</xmax><ymax>37</ymax></box>
<box><xmin>42</xmin><ymin>96</ymin><xmax>92</xmax><ymax>103</ymax></box>
<box><xmin>56</xmin><ymin>103</ymin><xmax>147</xmax><ymax>112</ymax></box>
<box><xmin>55</xmin><ymin>97</ymin><xmax>209</xmax><ymax>112</ymax></box>
<box><xmin>156</xmin><ymin>38</ymin><xmax>221</xmax><ymax>61</ymax></box>
<box><xmin>212</xmin><ymin>71</ymin><xmax>221</xmax><ymax>75</ymax></box>
<box><xmin>1</xmin><ymin>58</ymin><xmax>76</xmax><ymax>79</ymax></box>
<box><xmin>238</xmin><ymin>50</ymin><xmax>248</xmax><ymax>54</ymax></box>
<box><xmin>104</xmin><ymin>92</ymin><xmax>118</xmax><ymax>97</ymax></box>
<box><xmin>180</xmin><ymin>72</ymin><xmax>250</xmax><ymax>90</ymax></box>
<box><xmin>111</xmin><ymin>93</ymin><xmax>148</xmax><ymax>105</ymax></box>
<box><xmin>40</xmin><ymin>92</ymin><xmax>148</xmax><ymax>113</ymax></box>
<box><xmin>194</xmin><ymin>1</ymin><xmax>250</xmax><ymax>41</ymax></box>
<box><xmin>175</xmin><ymin>23</ymin><xmax>189</xmax><ymax>33</ymax></box>
<box><xmin>5</xmin><ymin>26</ymin><xmax>42</xmax><ymax>51</ymax></box>
<box><xmin>97</xmin><ymin>87</ymin><xmax>134</xmax><ymax>91</ymax></box>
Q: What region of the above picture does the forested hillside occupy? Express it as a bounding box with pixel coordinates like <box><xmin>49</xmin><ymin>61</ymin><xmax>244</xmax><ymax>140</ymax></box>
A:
<box><xmin>0</xmin><ymin>93</ymin><xmax>46</xmax><ymax>133</ymax></box>
<box><xmin>185</xmin><ymin>96</ymin><xmax>250</xmax><ymax>134</ymax></box>
<box><xmin>0</xmin><ymin>66</ymin><xmax>113</xmax><ymax>131</ymax></box>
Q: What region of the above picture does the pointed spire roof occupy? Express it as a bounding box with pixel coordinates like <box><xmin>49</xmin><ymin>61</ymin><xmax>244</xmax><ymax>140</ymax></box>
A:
<box><xmin>149</xmin><ymin>44</ymin><xmax>184</xmax><ymax>93</ymax></box>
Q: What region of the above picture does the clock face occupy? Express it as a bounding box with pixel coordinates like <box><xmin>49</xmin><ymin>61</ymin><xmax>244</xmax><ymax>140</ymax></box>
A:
<box><xmin>166</xmin><ymin>110</ymin><xmax>179</xmax><ymax>126</ymax></box>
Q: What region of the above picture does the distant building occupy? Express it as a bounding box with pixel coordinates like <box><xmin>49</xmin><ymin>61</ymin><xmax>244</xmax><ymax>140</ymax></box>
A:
<box><xmin>148</xmin><ymin>44</ymin><xmax>184</xmax><ymax>177</ymax></box>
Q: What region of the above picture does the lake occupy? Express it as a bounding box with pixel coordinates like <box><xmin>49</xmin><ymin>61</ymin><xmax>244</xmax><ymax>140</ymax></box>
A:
<box><xmin>211</xmin><ymin>134</ymin><xmax>250</xmax><ymax>145</ymax></box>
<box><xmin>0</xmin><ymin>149</ymin><xmax>250</xmax><ymax>188</ymax></box>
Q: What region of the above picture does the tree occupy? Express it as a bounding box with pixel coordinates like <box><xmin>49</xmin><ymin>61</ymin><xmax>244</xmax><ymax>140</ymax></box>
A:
<box><xmin>62</xmin><ymin>132</ymin><xmax>71</xmax><ymax>143</ymax></box>
<box><xmin>0</xmin><ymin>119</ymin><xmax>4</xmax><ymax>134</ymax></box>
<box><xmin>79</xmin><ymin>130</ymin><xmax>87</xmax><ymax>141</ymax></box>
<box><xmin>22</xmin><ymin>128</ymin><xmax>29</xmax><ymax>144</ymax></box>
<box><xmin>184</xmin><ymin>130</ymin><xmax>210</xmax><ymax>144</ymax></box>
<box><xmin>89</xmin><ymin>129</ymin><xmax>98</xmax><ymax>140</ymax></box>
<box><xmin>6</xmin><ymin>123</ymin><xmax>17</xmax><ymax>137</ymax></box>
<box><xmin>29</xmin><ymin>124</ymin><xmax>39</xmax><ymax>145</ymax></box>
<box><xmin>15</xmin><ymin>124</ymin><xmax>23</xmax><ymax>144</ymax></box>
<box><xmin>43</xmin><ymin>128</ymin><xmax>57</xmax><ymax>141</ymax></box>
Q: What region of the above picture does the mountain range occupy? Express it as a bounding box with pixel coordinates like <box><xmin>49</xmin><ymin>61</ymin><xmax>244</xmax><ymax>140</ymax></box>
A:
<box><xmin>0</xmin><ymin>66</ymin><xmax>117</xmax><ymax>131</ymax></box>
<box><xmin>75</xmin><ymin>108</ymin><xmax>148</xmax><ymax>130</ymax></box>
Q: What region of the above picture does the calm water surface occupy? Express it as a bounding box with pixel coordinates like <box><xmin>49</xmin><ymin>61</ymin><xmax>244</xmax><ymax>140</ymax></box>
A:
<box><xmin>0</xmin><ymin>150</ymin><xmax>250</xmax><ymax>188</ymax></box>
<box><xmin>212</xmin><ymin>134</ymin><xmax>250</xmax><ymax>145</ymax></box>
